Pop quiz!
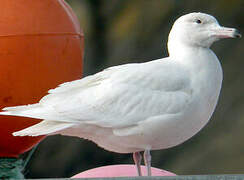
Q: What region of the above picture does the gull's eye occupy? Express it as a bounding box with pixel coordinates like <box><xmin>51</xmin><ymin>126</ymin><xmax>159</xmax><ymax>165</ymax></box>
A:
<box><xmin>196</xmin><ymin>19</ymin><xmax>202</xmax><ymax>24</ymax></box>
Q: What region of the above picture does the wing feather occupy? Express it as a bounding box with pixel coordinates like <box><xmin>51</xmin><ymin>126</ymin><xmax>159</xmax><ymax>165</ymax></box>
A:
<box><xmin>41</xmin><ymin>58</ymin><xmax>192</xmax><ymax>128</ymax></box>
<box><xmin>1</xmin><ymin>58</ymin><xmax>192</xmax><ymax>130</ymax></box>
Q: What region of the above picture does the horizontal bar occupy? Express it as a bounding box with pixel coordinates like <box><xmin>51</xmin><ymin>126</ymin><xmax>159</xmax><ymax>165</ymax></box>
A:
<box><xmin>29</xmin><ymin>174</ymin><xmax>244</xmax><ymax>180</ymax></box>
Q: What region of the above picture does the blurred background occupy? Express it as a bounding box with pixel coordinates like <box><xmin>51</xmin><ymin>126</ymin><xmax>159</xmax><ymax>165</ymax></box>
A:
<box><xmin>25</xmin><ymin>0</ymin><xmax>243</xmax><ymax>178</ymax></box>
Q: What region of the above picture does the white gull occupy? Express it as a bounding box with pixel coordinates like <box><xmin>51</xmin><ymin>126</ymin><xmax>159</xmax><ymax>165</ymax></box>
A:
<box><xmin>0</xmin><ymin>12</ymin><xmax>241</xmax><ymax>176</ymax></box>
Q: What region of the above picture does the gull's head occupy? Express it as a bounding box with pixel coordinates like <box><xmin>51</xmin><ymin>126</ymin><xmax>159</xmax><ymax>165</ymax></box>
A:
<box><xmin>168</xmin><ymin>12</ymin><xmax>241</xmax><ymax>55</ymax></box>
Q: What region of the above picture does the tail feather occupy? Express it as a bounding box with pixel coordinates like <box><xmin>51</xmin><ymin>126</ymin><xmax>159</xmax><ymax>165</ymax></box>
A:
<box><xmin>2</xmin><ymin>104</ymin><xmax>40</xmax><ymax>111</ymax></box>
<box><xmin>0</xmin><ymin>104</ymin><xmax>67</xmax><ymax>121</ymax></box>
<box><xmin>13</xmin><ymin>121</ymin><xmax>75</xmax><ymax>136</ymax></box>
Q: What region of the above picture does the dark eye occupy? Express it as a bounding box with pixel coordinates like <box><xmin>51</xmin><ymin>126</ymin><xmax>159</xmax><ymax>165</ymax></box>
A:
<box><xmin>196</xmin><ymin>19</ymin><xmax>202</xmax><ymax>24</ymax></box>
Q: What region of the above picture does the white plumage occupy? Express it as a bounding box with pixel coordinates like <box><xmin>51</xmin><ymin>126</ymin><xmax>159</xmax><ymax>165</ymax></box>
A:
<box><xmin>0</xmin><ymin>12</ymin><xmax>241</xmax><ymax>176</ymax></box>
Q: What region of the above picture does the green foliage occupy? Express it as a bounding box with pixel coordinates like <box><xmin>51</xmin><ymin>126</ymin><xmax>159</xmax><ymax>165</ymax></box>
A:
<box><xmin>0</xmin><ymin>158</ymin><xmax>24</xmax><ymax>179</ymax></box>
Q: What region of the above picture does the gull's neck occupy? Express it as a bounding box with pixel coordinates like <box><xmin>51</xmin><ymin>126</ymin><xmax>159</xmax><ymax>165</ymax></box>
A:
<box><xmin>168</xmin><ymin>40</ymin><xmax>210</xmax><ymax>59</ymax></box>
<box><xmin>168</xmin><ymin>41</ymin><xmax>223</xmax><ymax>93</ymax></box>
<box><xmin>168</xmin><ymin>41</ymin><xmax>223</xmax><ymax>101</ymax></box>
<box><xmin>168</xmin><ymin>42</ymin><xmax>221</xmax><ymax>72</ymax></box>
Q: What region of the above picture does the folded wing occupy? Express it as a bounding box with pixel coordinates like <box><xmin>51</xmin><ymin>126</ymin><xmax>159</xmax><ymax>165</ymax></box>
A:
<box><xmin>0</xmin><ymin>58</ymin><xmax>193</xmax><ymax>135</ymax></box>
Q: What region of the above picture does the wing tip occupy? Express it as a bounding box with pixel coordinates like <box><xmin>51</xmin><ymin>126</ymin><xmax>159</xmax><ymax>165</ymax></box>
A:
<box><xmin>0</xmin><ymin>111</ymin><xmax>11</xmax><ymax>116</ymax></box>
<box><xmin>13</xmin><ymin>130</ymin><xmax>42</xmax><ymax>137</ymax></box>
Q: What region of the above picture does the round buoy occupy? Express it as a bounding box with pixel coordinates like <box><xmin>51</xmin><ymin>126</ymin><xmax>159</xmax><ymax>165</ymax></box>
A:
<box><xmin>0</xmin><ymin>0</ymin><xmax>83</xmax><ymax>158</ymax></box>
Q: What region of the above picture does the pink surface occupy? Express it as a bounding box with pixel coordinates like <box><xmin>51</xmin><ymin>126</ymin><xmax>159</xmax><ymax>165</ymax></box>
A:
<box><xmin>72</xmin><ymin>165</ymin><xmax>176</xmax><ymax>178</ymax></box>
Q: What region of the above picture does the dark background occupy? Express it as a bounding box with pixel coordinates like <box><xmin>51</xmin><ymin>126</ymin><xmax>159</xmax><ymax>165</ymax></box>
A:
<box><xmin>26</xmin><ymin>0</ymin><xmax>244</xmax><ymax>178</ymax></box>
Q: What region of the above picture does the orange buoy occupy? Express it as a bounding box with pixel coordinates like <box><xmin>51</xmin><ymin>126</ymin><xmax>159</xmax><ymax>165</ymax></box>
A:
<box><xmin>0</xmin><ymin>0</ymin><xmax>83</xmax><ymax>157</ymax></box>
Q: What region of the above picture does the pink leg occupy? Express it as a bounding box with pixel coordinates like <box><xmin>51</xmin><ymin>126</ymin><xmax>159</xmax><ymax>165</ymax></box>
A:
<box><xmin>133</xmin><ymin>152</ymin><xmax>142</xmax><ymax>176</ymax></box>
<box><xmin>144</xmin><ymin>149</ymin><xmax>151</xmax><ymax>176</ymax></box>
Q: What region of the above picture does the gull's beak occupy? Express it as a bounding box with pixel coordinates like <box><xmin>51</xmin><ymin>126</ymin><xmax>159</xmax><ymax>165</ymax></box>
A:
<box><xmin>213</xmin><ymin>26</ymin><xmax>242</xmax><ymax>39</ymax></box>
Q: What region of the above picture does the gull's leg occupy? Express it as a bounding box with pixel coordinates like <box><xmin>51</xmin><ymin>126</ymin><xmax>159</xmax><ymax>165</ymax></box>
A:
<box><xmin>133</xmin><ymin>152</ymin><xmax>142</xmax><ymax>176</ymax></box>
<box><xmin>143</xmin><ymin>149</ymin><xmax>152</xmax><ymax>176</ymax></box>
